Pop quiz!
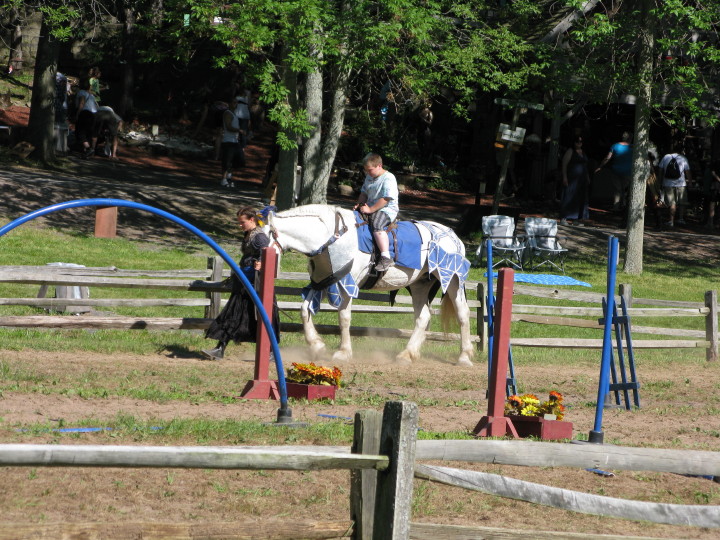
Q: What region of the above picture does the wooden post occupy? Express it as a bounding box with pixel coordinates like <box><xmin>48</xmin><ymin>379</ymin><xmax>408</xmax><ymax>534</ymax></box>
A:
<box><xmin>372</xmin><ymin>401</ymin><xmax>418</xmax><ymax>540</ymax></box>
<box><xmin>205</xmin><ymin>256</ymin><xmax>223</xmax><ymax>319</ymax></box>
<box><xmin>94</xmin><ymin>206</ymin><xmax>118</xmax><ymax>238</ymax></box>
<box><xmin>492</xmin><ymin>107</ymin><xmax>520</xmax><ymax>215</ymax></box>
<box><xmin>706</xmin><ymin>290</ymin><xmax>718</xmax><ymax>362</ymax></box>
<box><xmin>477</xmin><ymin>282</ymin><xmax>486</xmax><ymax>352</ymax></box>
<box><xmin>350</xmin><ymin>410</ymin><xmax>383</xmax><ymax>540</ymax></box>
<box><xmin>473</xmin><ymin>268</ymin><xmax>518</xmax><ymax>438</ymax></box>
<box><xmin>240</xmin><ymin>247</ymin><xmax>280</xmax><ymax>399</ymax></box>
<box><xmin>620</xmin><ymin>283</ymin><xmax>632</xmax><ymax>308</ymax></box>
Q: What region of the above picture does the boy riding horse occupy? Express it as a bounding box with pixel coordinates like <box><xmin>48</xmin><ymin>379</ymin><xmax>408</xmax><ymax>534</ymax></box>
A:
<box><xmin>353</xmin><ymin>153</ymin><xmax>399</xmax><ymax>272</ymax></box>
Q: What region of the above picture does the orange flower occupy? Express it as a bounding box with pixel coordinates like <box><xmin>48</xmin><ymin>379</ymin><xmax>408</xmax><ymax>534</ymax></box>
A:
<box><xmin>286</xmin><ymin>362</ymin><xmax>342</xmax><ymax>386</ymax></box>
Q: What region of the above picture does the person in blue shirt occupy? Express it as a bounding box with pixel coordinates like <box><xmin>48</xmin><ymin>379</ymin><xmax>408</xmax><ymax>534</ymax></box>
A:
<box><xmin>596</xmin><ymin>131</ymin><xmax>633</xmax><ymax>212</ymax></box>
<box><xmin>354</xmin><ymin>153</ymin><xmax>399</xmax><ymax>272</ymax></box>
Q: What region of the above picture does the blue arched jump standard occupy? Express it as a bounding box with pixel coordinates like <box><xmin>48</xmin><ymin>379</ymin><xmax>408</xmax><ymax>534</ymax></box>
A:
<box><xmin>0</xmin><ymin>198</ymin><xmax>291</xmax><ymax>420</ymax></box>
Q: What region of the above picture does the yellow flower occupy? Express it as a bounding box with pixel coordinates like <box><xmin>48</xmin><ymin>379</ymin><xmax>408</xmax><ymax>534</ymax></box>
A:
<box><xmin>505</xmin><ymin>391</ymin><xmax>567</xmax><ymax>420</ymax></box>
<box><xmin>521</xmin><ymin>404</ymin><xmax>540</xmax><ymax>416</ymax></box>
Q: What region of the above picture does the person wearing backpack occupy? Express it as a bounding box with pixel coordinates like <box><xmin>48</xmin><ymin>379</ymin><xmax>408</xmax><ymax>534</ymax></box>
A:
<box><xmin>659</xmin><ymin>146</ymin><xmax>692</xmax><ymax>228</ymax></box>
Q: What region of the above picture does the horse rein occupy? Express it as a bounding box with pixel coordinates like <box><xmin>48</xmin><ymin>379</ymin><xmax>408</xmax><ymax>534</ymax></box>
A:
<box><xmin>267</xmin><ymin>210</ymin><xmax>348</xmax><ymax>257</ymax></box>
<box><xmin>268</xmin><ymin>223</ymin><xmax>284</xmax><ymax>254</ymax></box>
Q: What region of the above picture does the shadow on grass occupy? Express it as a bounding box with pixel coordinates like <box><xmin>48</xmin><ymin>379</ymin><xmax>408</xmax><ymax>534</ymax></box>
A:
<box><xmin>159</xmin><ymin>344</ymin><xmax>203</xmax><ymax>360</ymax></box>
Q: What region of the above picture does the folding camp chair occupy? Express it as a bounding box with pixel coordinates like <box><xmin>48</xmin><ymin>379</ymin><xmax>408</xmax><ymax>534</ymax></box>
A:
<box><xmin>475</xmin><ymin>215</ymin><xmax>525</xmax><ymax>270</ymax></box>
<box><xmin>524</xmin><ymin>217</ymin><xmax>568</xmax><ymax>274</ymax></box>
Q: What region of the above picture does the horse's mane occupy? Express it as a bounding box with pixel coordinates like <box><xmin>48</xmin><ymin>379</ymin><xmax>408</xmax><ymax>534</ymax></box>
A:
<box><xmin>276</xmin><ymin>204</ymin><xmax>347</xmax><ymax>220</ymax></box>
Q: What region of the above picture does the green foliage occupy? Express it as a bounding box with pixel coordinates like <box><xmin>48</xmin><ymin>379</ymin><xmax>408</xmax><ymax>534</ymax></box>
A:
<box><xmin>169</xmin><ymin>0</ymin><xmax>548</xmax><ymax>149</ymax></box>
<box><xmin>552</xmin><ymin>0</ymin><xmax>720</xmax><ymax>127</ymax></box>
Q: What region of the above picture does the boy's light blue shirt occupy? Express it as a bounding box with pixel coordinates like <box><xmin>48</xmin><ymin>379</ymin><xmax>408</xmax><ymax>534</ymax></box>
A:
<box><xmin>361</xmin><ymin>171</ymin><xmax>399</xmax><ymax>221</ymax></box>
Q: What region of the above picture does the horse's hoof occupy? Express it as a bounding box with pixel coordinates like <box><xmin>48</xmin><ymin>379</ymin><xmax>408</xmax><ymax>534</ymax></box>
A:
<box><xmin>395</xmin><ymin>351</ymin><xmax>414</xmax><ymax>366</ymax></box>
<box><xmin>332</xmin><ymin>350</ymin><xmax>352</xmax><ymax>363</ymax></box>
<box><xmin>309</xmin><ymin>344</ymin><xmax>327</xmax><ymax>361</ymax></box>
<box><xmin>456</xmin><ymin>352</ymin><xmax>474</xmax><ymax>367</ymax></box>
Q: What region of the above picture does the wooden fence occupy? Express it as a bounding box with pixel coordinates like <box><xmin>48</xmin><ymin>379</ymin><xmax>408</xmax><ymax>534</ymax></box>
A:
<box><xmin>1</xmin><ymin>401</ymin><xmax>719</xmax><ymax>539</ymax></box>
<box><xmin>0</xmin><ymin>260</ymin><xmax>717</xmax><ymax>360</ymax></box>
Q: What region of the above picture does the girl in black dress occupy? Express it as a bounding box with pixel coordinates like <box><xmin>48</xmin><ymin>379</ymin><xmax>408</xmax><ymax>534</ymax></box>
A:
<box><xmin>560</xmin><ymin>135</ymin><xmax>590</xmax><ymax>225</ymax></box>
<box><xmin>202</xmin><ymin>207</ymin><xmax>279</xmax><ymax>360</ymax></box>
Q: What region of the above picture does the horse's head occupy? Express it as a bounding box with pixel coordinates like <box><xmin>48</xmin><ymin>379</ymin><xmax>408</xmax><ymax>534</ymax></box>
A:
<box><xmin>260</xmin><ymin>204</ymin><xmax>349</xmax><ymax>257</ymax></box>
<box><xmin>259</xmin><ymin>205</ymin><xmax>283</xmax><ymax>256</ymax></box>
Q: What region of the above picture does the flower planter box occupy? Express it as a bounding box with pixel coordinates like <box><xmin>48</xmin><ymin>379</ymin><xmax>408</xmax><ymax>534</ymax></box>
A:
<box><xmin>506</xmin><ymin>415</ymin><xmax>573</xmax><ymax>440</ymax></box>
<box><xmin>284</xmin><ymin>382</ymin><xmax>337</xmax><ymax>401</ymax></box>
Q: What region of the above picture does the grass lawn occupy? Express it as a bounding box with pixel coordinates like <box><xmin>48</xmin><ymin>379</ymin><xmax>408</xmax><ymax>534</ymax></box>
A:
<box><xmin>0</xmin><ymin>223</ymin><xmax>718</xmax><ymax>538</ymax></box>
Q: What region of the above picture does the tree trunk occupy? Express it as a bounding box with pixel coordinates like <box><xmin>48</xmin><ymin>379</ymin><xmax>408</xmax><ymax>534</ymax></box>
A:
<box><xmin>150</xmin><ymin>0</ymin><xmax>164</xmax><ymax>26</ymax></box>
<box><xmin>623</xmin><ymin>0</ymin><xmax>654</xmax><ymax>275</ymax></box>
<box><xmin>8</xmin><ymin>9</ymin><xmax>23</xmax><ymax>72</ymax></box>
<box><xmin>119</xmin><ymin>4</ymin><xmax>136</xmax><ymax>118</ymax></box>
<box><xmin>315</xmin><ymin>64</ymin><xmax>351</xmax><ymax>200</ymax></box>
<box><xmin>276</xmin><ymin>50</ymin><xmax>300</xmax><ymax>210</ymax></box>
<box><xmin>27</xmin><ymin>13</ymin><xmax>59</xmax><ymax>164</ymax></box>
<box><xmin>300</xmin><ymin>62</ymin><xmax>324</xmax><ymax>203</ymax></box>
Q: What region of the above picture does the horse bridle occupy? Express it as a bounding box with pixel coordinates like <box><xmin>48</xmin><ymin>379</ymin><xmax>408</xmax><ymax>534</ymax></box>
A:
<box><xmin>267</xmin><ymin>221</ymin><xmax>284</xmax><ymax>254</ymax></box>
<box><xmin>267</xmin><ymin>210</ymin><xmax>348</xmax><ymax>257</ymax></box>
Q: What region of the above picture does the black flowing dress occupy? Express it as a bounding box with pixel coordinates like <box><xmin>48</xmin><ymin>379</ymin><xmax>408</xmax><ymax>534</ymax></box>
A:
<box><xmin>561</xmin><ymin>150</ymin><xmax>590</xmax><ymax>220</ymax></box>
<box><xmin>205</xmin><ymin>228</ymin><xmax>280</xmax><ymax>344</ymax></box>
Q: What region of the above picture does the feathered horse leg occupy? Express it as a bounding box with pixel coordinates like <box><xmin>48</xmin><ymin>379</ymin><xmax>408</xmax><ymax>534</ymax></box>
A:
<box><xmin>395</xmin><ymin>279</ymin><xmax>434</xmax><ymax>365</ymax></box>
<box><xmin>300</xmin><ymin>297</ymin><xmax>327</xmax><ymax>361</ymax></box>
<box><xmin>332</xmin><ymin>295</ymin><xmax>353</xmax><ymax>363</ymax></box>
<box><xmin>442</xmin><ymin>277</ymin><xmax>474</xmax><ymax>367</ymax></box>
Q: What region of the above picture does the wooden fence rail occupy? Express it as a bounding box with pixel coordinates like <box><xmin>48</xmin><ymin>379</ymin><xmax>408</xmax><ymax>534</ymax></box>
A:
<box><xmin>0</xmin><ymin>262</ymin><xmax>717</xmax><ymax>359</ymax></box>
<box><xmin>1</xmin><ymin>403</ymin><xmax>719</xmax><ymax>539</ymax></box>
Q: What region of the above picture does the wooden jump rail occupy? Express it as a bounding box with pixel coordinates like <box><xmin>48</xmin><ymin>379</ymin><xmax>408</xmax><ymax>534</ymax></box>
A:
<box><xmin>1</xmin><ymin>402</ymin><xmax>719</xmax><ymax>539</ymax></box>
<box><xmin>0</xmin><ymin>261</ymin><xmax>717</xmax><ymax>360</ymax></box>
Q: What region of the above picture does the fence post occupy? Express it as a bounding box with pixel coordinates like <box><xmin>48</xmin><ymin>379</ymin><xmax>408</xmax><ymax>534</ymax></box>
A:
<box><xmin>350</xmin><ymin>410</ymin><xmax>383</xmax><ymax>540</ymax></box>
<box><xmin>373</xmin><ymin>401</ymin><xmax>418</xmax><ymax>540</ymax></box>
<box><xmin>620</xmin><ymin>283</ymin><xmax>632</xmax><ymax>308</ymax></box>
<box><xmin>706</xmin><ymin>290</ymin><xmax>718</xmax><ymax>362</ymax></box>
<box><xmin>94</xmin><ymin>206</ymin><xmax>118</xmax><ymax>238</ymax></box>
<box><xmin>205</xmin><ymin>256</ymin><xmax>224</xmax><ymax>319</ymax></box>
<box><xmin>240</xmin><ymin>247</ymin><xmax>280</xmax><ymax>399</ymax></box>
<box><xmin>477</xmin><ymin>282</ymin><xmax>486</xmax><ymax>352</ymax></box>
<box><xmin>473</xmin><ymin>268</ymin><xmax>518</xmax><ymax>438</ymax></box>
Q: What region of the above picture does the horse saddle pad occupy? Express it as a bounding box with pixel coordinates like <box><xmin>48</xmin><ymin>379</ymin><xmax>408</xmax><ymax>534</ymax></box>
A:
<box><xmin>354</xmin><ymin>211</ymin><xmax>423</xmax><ymax>270</ymax></box>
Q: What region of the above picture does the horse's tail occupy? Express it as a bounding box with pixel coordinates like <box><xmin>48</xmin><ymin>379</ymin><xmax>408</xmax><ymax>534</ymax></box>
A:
<box><xmin>440</xmin><ymin>281</ymin><xmax>461</xmax><ymax>334</ymax></box>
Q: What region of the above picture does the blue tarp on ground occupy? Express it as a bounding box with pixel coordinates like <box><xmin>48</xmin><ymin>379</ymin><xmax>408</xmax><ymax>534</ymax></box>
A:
<box><xmin>486</xmin><ymin>272</ymin><xmax>592</xmax><ymax>287</ymax></box>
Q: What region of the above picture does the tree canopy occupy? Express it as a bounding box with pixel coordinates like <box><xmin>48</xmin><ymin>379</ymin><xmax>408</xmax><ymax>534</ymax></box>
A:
<box><xmin>170</xmin><ymin>0</ymin><xmax>549</xmax><ymax>206</ymax></box>
<box><xmin>545</xmin><ymin>0</ymin><xmax>720</xmax><ymax>274</ymax></box>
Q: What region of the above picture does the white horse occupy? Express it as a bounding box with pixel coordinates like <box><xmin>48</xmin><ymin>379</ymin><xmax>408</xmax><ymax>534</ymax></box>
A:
<box><xmin>266</xmin><ymin>204</ymin><xmax>474</xmax><ymax>367</ymax></box>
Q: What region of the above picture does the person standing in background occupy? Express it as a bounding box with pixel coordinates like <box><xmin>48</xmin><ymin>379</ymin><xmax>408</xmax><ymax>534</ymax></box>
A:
<box><xmin>416</xmin><ymin>102</ymin><xmax>434</xmax><ymax>163</ymax></box>
<box><xmin>596</xmin><ymin>131</ymin><xmax>633</xmax><ymax>212</ymax></box>
<box><xmin>75</xmin><ymin>79</ymin><xmax>99</xmax><ymax>158</ymax></box>
<box><xmin>89</xmin><ymin>67</ymin><xmax>102</xmax><ymax>102</ymax></box>
<box><xmin>658</xmin><ymin>145</ymin><xmax>692</xmax><ymax>228</ymax></box>
<box><xmin>704</xmin><ymin>159</ymin><xmax>720</xmax><ymax>229</ymax></box>
<box><xmin>220</xmin><ymin>94</ymin><xmax>251</xmax><ymax>188</ymax></box>
<box><xmin>560</xmin><ymin>135</ymin><xmax>590</xmax><ymax>225</ymax></box>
